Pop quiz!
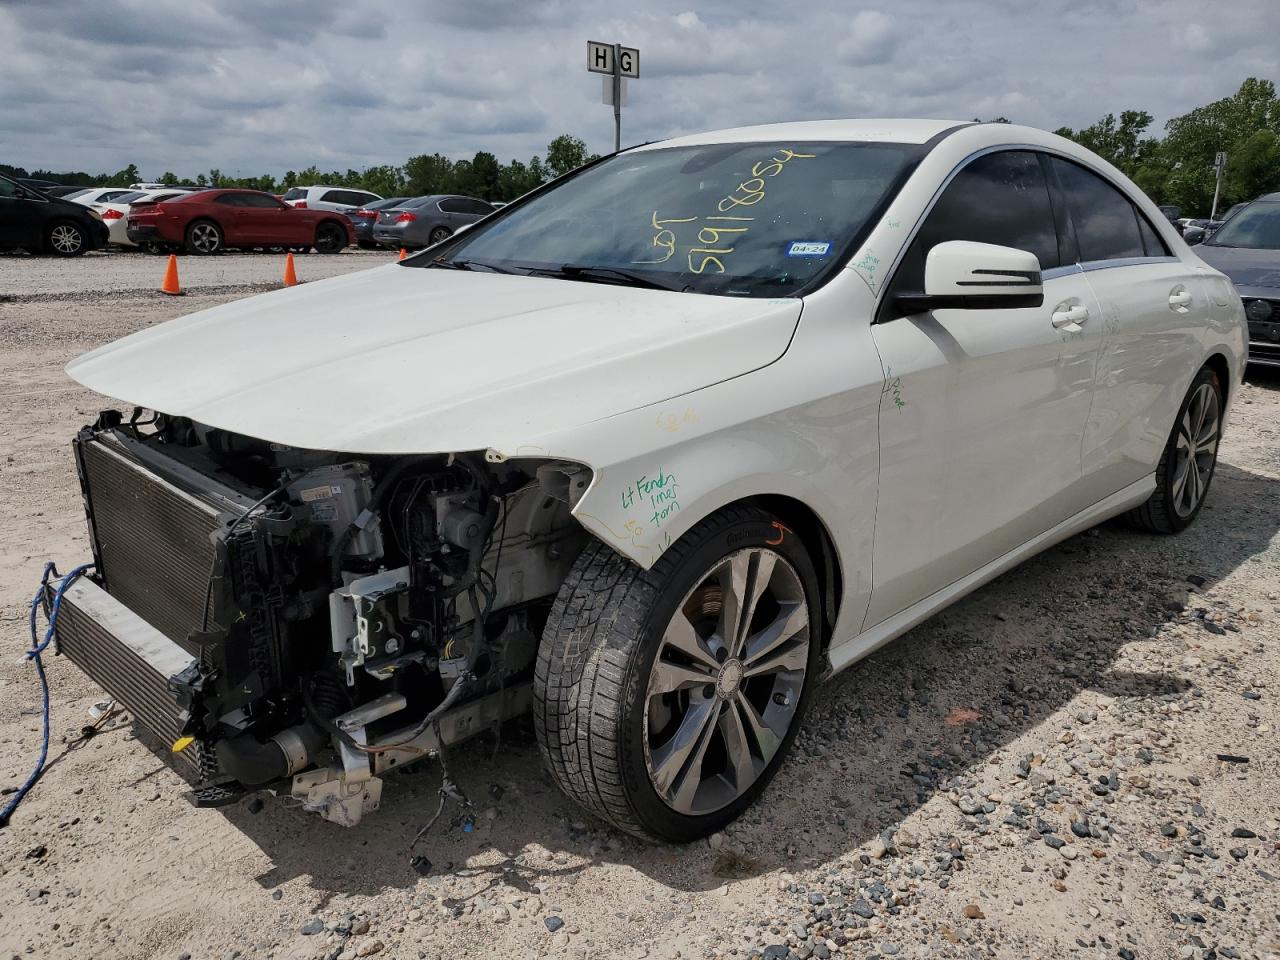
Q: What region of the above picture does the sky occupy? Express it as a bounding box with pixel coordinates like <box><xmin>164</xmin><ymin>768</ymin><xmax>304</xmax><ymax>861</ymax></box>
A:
<box><xmin>2</xmin><ymin>0</ymin><xmax>1278</xmax><ymax>178</ymax></box>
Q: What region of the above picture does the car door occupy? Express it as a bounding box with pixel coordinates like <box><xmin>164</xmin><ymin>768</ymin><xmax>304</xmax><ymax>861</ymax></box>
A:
<box><xmin>1045</xmin><ymin>157</ymin><xmax>1214</xmax><ymax>504</ymax></box>
<box><xmin>236</xmin><ymin>192</ymin><xmax>292</xmax><ymax>243</ymax></box>
<box><xmin>0</xmin><ymin>176</ymin><xmax>42</xmax><ymax>248</ymax></box>
<box><xmin>457</xmin><ymin>198</ymin><xmax>494</xmax><ymax>225</ymax></box>
<box><xmin>865</xmin><ymin>149</ymin><xmax>1105</xmax><ymax>628</ymax></box>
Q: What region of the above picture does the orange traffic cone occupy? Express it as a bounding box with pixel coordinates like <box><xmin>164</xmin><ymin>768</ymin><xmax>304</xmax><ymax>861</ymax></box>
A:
<box><xmin>398</xmin><ymin>248</ymin><xmax>408</xmax><ymax>261</ymax></box>
<box><xmin>283</xmin><ymin>252</ymin><xmax>299</xmax><ymax>287</ymax></box>
<box><xmin>159</xmin><ymin>254</ymin><xmax>183</xmax><ymax>296</ymax></box>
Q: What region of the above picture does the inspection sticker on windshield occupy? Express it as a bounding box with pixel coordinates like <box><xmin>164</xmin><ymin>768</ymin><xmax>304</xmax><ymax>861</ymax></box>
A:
<box><xmin>786</xmin><ymin>241</ymin><xmax>831</xmax><ymax>258</ymax></box>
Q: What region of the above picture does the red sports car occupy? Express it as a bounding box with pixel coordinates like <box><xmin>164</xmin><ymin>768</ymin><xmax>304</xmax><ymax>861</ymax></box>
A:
<box><xmin>126</xmin><ymin>189</ymin><xmax>353</xmax><ymax>255</ymax></box>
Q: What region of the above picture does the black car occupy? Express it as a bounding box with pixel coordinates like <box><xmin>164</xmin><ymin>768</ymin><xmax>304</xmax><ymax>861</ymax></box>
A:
<box><xmin>0</xmin><ymin>173</ymin><xmax>110</xmax><ymax>255</ymax></box>
<box><xmin>348</xmin><ymin>196</ymin><xmax>411</xmax><ymax>248</ymax></box>
<box><xmin>1194</xmin><ymin>193</ymin><xmax>1280</xmax><ymax>368</ymax></box>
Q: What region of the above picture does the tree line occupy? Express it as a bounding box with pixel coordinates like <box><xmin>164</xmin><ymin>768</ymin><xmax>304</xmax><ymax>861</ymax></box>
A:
<box><xmin>6</xmin><ymin>78</ymin><xmax>1278</xmax><ymax>216</ymax></box>
<box><xmin>1</xmin><ymin>135</ymin><xmax>598</xmax><ymax>204</ymax></box>
<box><xmin>1054</xmin><ymin>77</ymin><xmax>1280</xmax><ymax>216</ymax></box>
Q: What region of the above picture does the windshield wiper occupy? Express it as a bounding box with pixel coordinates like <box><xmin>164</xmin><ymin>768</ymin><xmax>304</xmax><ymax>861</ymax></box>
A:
<box><xmin>427</xmin><ymin>258</ymin><xmax>517</xmax><ymax>274</ymax></box>
<box><xmin>529</xmin><ymin>264</ymin><xmax>681</xmax><ymax>292</ymax></box>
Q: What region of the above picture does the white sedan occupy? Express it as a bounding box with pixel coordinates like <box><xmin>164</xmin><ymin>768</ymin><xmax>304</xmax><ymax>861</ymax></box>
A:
<box><xmin>59</xmin><ymin>119</ymin><xmax>1246</xmax><ymax>841</ymax></box>
<box><xmin>90</xmin><ymin>188</ymin><xmax>191</xmax><ymax>247</ymax></box>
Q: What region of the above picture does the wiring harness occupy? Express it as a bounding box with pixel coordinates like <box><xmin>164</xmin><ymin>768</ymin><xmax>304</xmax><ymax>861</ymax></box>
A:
<box><xmin>0</xmin><ymin>561</ymin><xmax>94</xmax><ymax>829</ymax></box>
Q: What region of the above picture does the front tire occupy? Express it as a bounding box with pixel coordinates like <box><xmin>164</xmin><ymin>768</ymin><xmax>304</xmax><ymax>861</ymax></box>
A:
<box><xmin>185</xmin><ymin>220</ymin><xmax>223</xmax><ymax>255</ymax></box>
<box><xmin>314</xmin><ymin>222</ymin><xmax>346</xmax><ymax>254</ymax></box>
<box><xmin>535</xmin><ymin>505</ymin><xmax>820</xmax><ymax>842</ymax></box>
<box><xmin>1125</xmin><ymin>365</ymin><xmax>1224</xmax><ymax>533</ymax></box>
<box><xmin>46</xmin><ymin>221</ymin><xmax>86</xmax><ymax>256</ymax></box>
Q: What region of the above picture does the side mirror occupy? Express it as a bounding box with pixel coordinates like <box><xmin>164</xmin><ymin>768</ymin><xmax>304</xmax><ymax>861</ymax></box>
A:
<box><xmin>1183</xmin><ymin>226</ymin><xmax>1206</xmax><ymax>245</ymax></box>
<box><xmin>895</xmin><ymin>240</ymin><xmax>1044</xmax><ymax>314</ymax></box>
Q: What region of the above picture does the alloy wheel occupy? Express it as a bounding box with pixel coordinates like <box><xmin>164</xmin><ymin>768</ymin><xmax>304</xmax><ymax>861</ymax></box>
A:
<box><xmin>1171</xmin><ymin>381</ymin><xmax>1220</xmax><ymax>518</ymax></box>
<box><xmin>191</xmin><ymin>223</ymin><xmax>220</xmax><ymax>253</ymax></box>
<box><xmin>643</xmin><ymin>548</ymin><xmax>810</xmax><ymax>816</ymax></box>
<box><xmin>50</xmin><ymin>225</ymin><xmax>83</xmax><ymax>254</ymax></box>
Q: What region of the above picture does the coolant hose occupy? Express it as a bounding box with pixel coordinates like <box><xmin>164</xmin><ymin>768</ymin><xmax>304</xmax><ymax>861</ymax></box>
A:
<box><xmin>218</xmin><ymin>724</ymin><xmax>324</xmax><ymax>787</ymax></box>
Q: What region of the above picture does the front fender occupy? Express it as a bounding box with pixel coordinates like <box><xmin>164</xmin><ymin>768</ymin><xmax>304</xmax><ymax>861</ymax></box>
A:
<box><xmin>486</xmin><ymin>271</ymin><xmax>886</xmax><ymax>646</ymax></box>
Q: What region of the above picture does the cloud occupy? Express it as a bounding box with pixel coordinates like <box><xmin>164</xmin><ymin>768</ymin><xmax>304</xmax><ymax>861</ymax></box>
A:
<box><xmin>1</xmin><ymin>0</ymin><xmax>1277</xmax><ymax>179</ymax></box>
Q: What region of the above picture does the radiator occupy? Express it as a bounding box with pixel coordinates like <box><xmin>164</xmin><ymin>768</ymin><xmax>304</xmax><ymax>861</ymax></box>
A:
<box><xmin>76</xmin><ymin>433</ymin><xmax>240</xmax><ymax>655</ymax></box>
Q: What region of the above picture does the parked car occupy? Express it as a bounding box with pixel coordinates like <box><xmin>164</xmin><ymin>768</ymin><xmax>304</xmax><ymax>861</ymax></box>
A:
<box><xmin>371</xmin><ymin>194</ymin><xmax>494</xmax><ymax>249</ymax></box>
<box><xmin>1158</xmin><ymin>204</ymin><xmax>1182</xmax><ymax>228</ymax></box>
<box><xmin>18</xmin><ymin>177</ymin><xmax>61</xmax><ymax>192</ymax></box>
<box><xmin>348</xmin><ymin>196</ymin><xmax>411</xmax><ymax>248</ymax></box>
<box><xmin>68</xmin><ymin>187</ymin><xmax>144</xmax><ymax>207</ymax></box>
<box><xmin>1182</xmin><ymin>217</ymin><xmax>1223</xmax><ymax>240</ymax></box>
<box><xmin>125</xmin><ymin>188</ymin><xmax>354</xmax><ymax>254</ymax></box>
<box><xmin>56</xmin><ymin>119</ymin><xmax>1244</xmax><ymax>843</ymax></box>
<box><xmin>281</xmin><ymin>185</ymin><xmax>383</xmax><ymax>213</ymax></box>
<box><xmin>93</xmin><ymin>189</ymin><xmax>193</xmax><ymax>247</ymax></box>
<box><xmin>42</xmin><ymin>184</ymin><xmax>94</xmax><ymax>198</ymax></box>
<box><xmin>1194</xmin><ymin>193</ymin><xmax>1280</xmax><ymax>367</ymax></box>
<box><xmin>0</xmin><ymin>172</ymin><xmax>109</xmax><ymax>255</ymax></box>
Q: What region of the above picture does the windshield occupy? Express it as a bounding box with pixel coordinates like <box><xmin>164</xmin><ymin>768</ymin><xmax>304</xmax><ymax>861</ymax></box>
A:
<box><xmin>1207</xmin><ymin>201</ymin><xmax>1280</xmax><ymax>250</ymax></box>
<box><xmin>414</xmin><ymin>140</ymin><xmax>918</xmax><ymax>297</ymax></box>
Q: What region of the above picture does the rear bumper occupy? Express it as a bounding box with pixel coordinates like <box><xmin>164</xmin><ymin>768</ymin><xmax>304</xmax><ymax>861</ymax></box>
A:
<box><xmin>126</xmin><ymin>224</ymin><xmax>163</xmax><ymax>244</ymax></box>
<box><xmin>49</xmin><ymin>577</ymin><xmax>206</xmax><ymax>780</ymax></box>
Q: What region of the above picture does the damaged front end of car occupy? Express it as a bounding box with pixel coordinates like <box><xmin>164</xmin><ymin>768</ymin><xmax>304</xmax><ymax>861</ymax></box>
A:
<box><xmin>52</xmin><ymin>408</ymin><xmax>590</xmax><ymax>825</ymax></box>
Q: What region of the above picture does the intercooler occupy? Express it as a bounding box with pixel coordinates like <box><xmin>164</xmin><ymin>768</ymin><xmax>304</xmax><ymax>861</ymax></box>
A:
<box><xmin>49</xmin><ymin>577</ymin><xmax>206</xmax><ymax>779</ymax></box>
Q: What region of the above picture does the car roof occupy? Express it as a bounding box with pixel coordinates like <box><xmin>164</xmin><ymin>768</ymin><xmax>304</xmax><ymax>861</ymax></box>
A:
<box><xmin>636</xmin><ymin>118</ymin><xmax>968</xmax><ymax>151</ymax></box>
<box><xmin>1255</xmin><ymin>193</ymin><xmax>1280</xmax><ymax>202</ymax></box>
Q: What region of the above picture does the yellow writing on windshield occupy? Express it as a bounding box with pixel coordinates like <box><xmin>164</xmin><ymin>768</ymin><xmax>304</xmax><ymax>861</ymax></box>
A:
<box><xmin>634</xmin><ymin>211</ymin><xmax>697</xmax><ymax>264</ymax></box>
<box><xmin>639</xmin><ymin>147</ymin><xmax>816</xmax><ymax>275</ymax></box>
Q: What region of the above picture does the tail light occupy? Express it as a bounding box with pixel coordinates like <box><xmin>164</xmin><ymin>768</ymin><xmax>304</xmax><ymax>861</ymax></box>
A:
<box><xmin>294</xmin><ymin>200</ymin><xmax>308</xmax><ymax>209</ymax></box>
<box><xmin>354</xmin><ymin>209</ymin><xmax>376</xmax><ymax>220</ymax></box>
<box><xmin>101</xmin><ymin>209</ymin><xmax>124</xmax><ymax>220</ymax></box>
<box><xmin>395</xmin><ymin>212</ymin><xmax>417</xmax><ymax>223</ymax></box>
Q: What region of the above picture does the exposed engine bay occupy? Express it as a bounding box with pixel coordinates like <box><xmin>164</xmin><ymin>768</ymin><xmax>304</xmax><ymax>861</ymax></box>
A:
<box><xmin>58</xmin><ymin>408</ymin><xmax>590</xmax><ymax>825</ymax></box>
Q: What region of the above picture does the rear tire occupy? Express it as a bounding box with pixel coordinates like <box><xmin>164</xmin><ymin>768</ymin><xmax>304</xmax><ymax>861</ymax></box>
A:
<box><xmin>1124</xmin><ymin>365</ymin><xmax>1224</xmax><ymax>533</ymax></box>
<box><xmin>46</xmin><ymin>221</ymin><xmax>86</xmax><ymax>257</ymax></box>
<box><xmin>428</xmin><ymin>226</ymin><xmax>452</xmax><ymax>245</ymax></box>
<box><xmin>534</xmin><ymin>505</ymin><xmax>821</xmax><ymax>842</ymax></box>
<box><xmin>185</xmin><ymin>220</ymin><xmax>223</xmax><ymax>255</ymax></box>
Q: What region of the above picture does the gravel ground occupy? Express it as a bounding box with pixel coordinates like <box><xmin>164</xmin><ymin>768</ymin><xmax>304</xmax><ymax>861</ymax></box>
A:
<box><xmin>1</xmin><ymin>255</ymin><xmax>1278</xmax><ymax>960</ymax></box>
<box><xmin>0</xmin><ymin>248</ymin><xmax>390</xmax><ymax>299</ymax></box>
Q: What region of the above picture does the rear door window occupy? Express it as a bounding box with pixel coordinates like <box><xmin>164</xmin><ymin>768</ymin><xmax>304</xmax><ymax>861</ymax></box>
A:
<box><xmin>438</xmin><ymin>198</ymin><xmax>467</xmax><ymax>214</ymax></box>
<box><xmin>1049</xmin><ymin>158</ymin><xmax>1146</xmax><ymax>262</ymax></box>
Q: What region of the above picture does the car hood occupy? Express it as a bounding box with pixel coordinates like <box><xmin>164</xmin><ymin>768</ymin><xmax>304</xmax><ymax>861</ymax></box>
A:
<box><xmin>1195</xmin><ymin>244</ymin><xmax>1280</xmax><ymax>289</ymax></box>
<box><xmin>67</xmin><ymin>263</ymin><xmax>802</xmax><ymax>454</ymax></box>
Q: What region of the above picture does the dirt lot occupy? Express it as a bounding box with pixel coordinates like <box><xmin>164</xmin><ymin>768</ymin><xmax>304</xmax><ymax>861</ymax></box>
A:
<box><xmin>1</xmin><ymin>252</ymin><xmax>1278</xmax><ymax>960</ymax></box>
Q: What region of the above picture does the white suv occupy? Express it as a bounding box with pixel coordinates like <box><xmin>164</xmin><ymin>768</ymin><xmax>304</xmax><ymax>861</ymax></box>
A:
<box><xmin>281</xmin><ymin>186</ymin><xmax>382</xmax><ymax>213</ymax></box>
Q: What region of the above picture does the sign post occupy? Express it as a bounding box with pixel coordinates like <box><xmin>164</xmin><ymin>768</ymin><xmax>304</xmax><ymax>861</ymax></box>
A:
<box><xmin>1211</xmin><ymin>151</ymin><xmax>1227</xmax><ymax>221</ymax></box>
<box><xmin>587</xmin><ymin>40</ymin><xmax>639</xmax><ymax>152</ymax></box>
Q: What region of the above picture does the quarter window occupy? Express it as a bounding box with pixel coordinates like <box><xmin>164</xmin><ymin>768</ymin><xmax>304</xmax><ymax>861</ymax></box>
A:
<box><xmin>1049</xmin><ymin>158</ymin><xmax>1147</xmax><ymax>262</ymax></box>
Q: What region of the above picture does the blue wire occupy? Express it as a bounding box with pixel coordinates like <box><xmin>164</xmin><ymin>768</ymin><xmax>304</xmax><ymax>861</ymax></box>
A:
<box><xmin>0</xmin><ymin>561</ymin><xmax>94</xmax><ymax>829</ymax></box>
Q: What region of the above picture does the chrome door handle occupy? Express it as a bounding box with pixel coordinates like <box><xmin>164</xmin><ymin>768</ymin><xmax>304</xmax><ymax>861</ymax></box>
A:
<box><xmin>1051</xmin><ymin>305</ymin><xmax>1089</xmax><ymax>328</ymax></box>
<box><xmin>1169</xmin><ymin>290</ymin><xmax>1193</xmax><ymax>309</ymax></box>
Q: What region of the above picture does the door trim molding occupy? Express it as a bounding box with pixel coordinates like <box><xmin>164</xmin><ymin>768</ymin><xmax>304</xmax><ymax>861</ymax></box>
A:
<box><xmin>825</xmin><ymin>474</ymin><xmax>1154</xmax><ymax>676</ymax></box>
